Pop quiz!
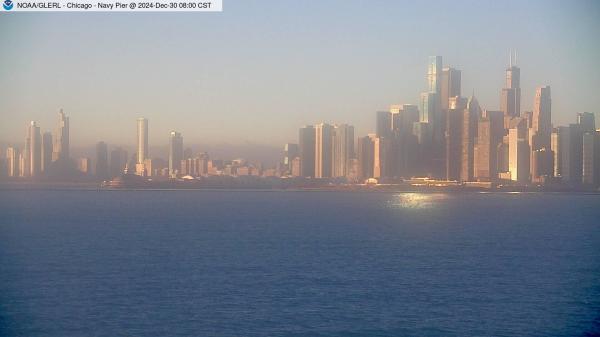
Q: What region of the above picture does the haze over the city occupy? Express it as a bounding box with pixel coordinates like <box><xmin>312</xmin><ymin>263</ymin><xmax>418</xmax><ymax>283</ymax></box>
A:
<box><xmin>1</xmin><ymin>0</ymin><xmax>599</xmax><ymax>147</ymax></box>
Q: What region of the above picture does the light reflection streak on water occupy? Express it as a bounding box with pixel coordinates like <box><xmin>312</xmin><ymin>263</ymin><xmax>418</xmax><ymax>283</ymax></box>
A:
<box><xmin>386</xmin><ymin>193</ymin><xmax>449</xmax><ymax>209</ymax></box>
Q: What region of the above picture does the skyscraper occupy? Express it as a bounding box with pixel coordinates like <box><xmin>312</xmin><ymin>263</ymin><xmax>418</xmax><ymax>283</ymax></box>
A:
<box><xmin>359</xmin><ymin>135</ymin><xmax>380</xmax><ymax>180</ymax></box>
<box><xmin>332</xmin><ymin>124</ymin><xmax>354</xmax><ymax>178</ymax></box>
<box><xmin>474</xmin><ymin>110</ymin><xmax>504</xmax><ymax>181</ymax></box>
<box><xmin>41</xmin><ymin>132</ymin><xmax>53</xmax><ymax>173</ymax></box>
<box><xmin>578</xmin><ymin>112</ymin><xmax>596</xmax><ymax>133</ymax></box>
<box><xmin>314</xmin><ymin>123</ymin><xmax>333</xmax><ymax>178</ymax></box>
<box><xmin>27</xmin><ymin>121</ymin><xmax>42</xmax><ymax>177</ymax></box>
<box><xmin>18</xmin><ymin>152</ymin><xmax>27</xmax><ymax>177</ymax></box>
<box><xmin>559</xmin><ymin>124</ymin><xmax>583</xmax><ymax>184</ymax></box>
<box><xmin>440</xmin><ymin>67</ymin><xmax>461</xmax><ymax>111</ymax></box>
<box><xmin>421</xmin><ymin>91</ymin><xmax>443</xmax><ymax>176</ymax></box>
<box><xmin>413</xmin><ymin>121</ymin><xmax>430</xmax><ymax>146</ymax></box>
<box><xmin>391</xmin><ymin>104</ymin><xmax>419</xmax><ymax>177</ymax></box>
<box><xmin>95</xmin><ymin>141</ymin><xmax>109</xmax><ymax>180</ymax></box>
<box><xmin>551</xmin><ymin>126</ymin><xmax>569</xmax><ymax>177</ymax></box>
<box><xmin>136</xmin><ymin>118</ymin><xmax>148</xmax><ymax>176</ymax></box>
<box><xmin>500</xmin><ymin>55</ymin><xmax>521</xmax><ymax>127</ymax></box>
<box><xmin>357</xmin><ymin>136</ymin><xmax>374</xmax><ymax>180</ymax></box>
<box><xmin>420</xmin><ymin>91</ymin><xmax>442</xmax><ymax>148</ymax></box>
<box><xmin>446</xmin><ymin>106</ymin><xmax>463</xmax><ymax>181</ymax></box>
<box><xmin>109</xmin><ymin>147</ymin><xmax>128</xmax><ymax>178</ymax></box>
<box><xmin>198</xmin><ymin>152</ymin><xmax>209</xmax><ymax>176</ymax></box>
<box><xmin>6</xmin><ymin>147</ymin><xmax>19</xmax><ymax>177</ymax></box>
<box><xmin>422</xmin><ymin>56</ymin><xmax>445</xmax><ymax>173</ymax></box>
<box><xmin>53</xmin><ymin>109</ymin><xmax>70</xmax><ymax>161</ymax></box>
<box><xmin>169</xmin><ymin>131</ymin><xmax>184</xmax><ymax>176</ymax></box>
<box><xmin>529</xmin><ymin>87</ymin><xmax>553</xmax><ymax>182</ymax></box>
<box><xmin>392</xmin><ymin>104</ymin><xmax>419</xmax><ymax>134</ymax></box>
<box><xmin>182</xmin><ymin>157</ymin><xmax>199</xmax><ymax>176</ymax></box>
<box><xmin>508</xmin><ymin>118</ymin><xmax>530</xmax><ymax>183</ymax></box>
<box><xmin>375</xmin><ymin>111</ymin><xmax>392</xmax><ymax>139</ymax></box>
<box><xmin>474</xmin><ymin>117</ymin><xmax>492</xmax><ymax>180</ymax></box>
<box><xmin>506</xmin><ymin>60</ymin><xmax>521</xmax><ymax>89</ymax></box>
<box><xmin>551</xmin><ymin>128</ymin><xmax>561</xmax><ymax>177</ymax></box>
<box><xmin>419</xmin><ymin>92</ymin><xmax>437</xmax><ymax>125</ymax></box>
<box><xmin>376</xmin><ymin>108</ymin><xmax>404</xmax><ymax>178</ymax></box>
<box><xmin>531</xmin><ymin>86</ymin><xmax>552</xmax><ymax>150</ymax></box>
<box><xmin>427</xmin><ymin>56</ymin><xmax>442</xmax><ymax>94</ymax></box>
<box><xmin>283</xmin><ymin>143</ymin><xmax>299</xmax><ymax>174</ymax></box>
<box><xmin>530</xmin><ymin>148</ymin><xmax>554</xmax><ymax>184</ymax></box>
<box><xmin>581</xmin><ymin>113</ymin><xmax>598</xmax><ymax>186</ymax></box>
<box><xmin>371</xmin><ymin>135</ymin><xmax>384</xmax><ymax>179</ymax></box>
<box><xmin>582</xmin><ymin>131</ymin><xmax>600</xmax><ymax>187</ymax></box>
<box><xmin>137</xmin><ymin>118</ymin><xmax>148</xmax><ymax>164</ymax></box>
<box><xmin>460</xmin><ymin>95</ymin><xmax>481</xmax><ymax>182</ymax></box>
<box><xmin>449</xmin><ymin>96</ymin><xmax>468</xmax><ymax>110</ymax></box>
<box><xmin>299</xmin><ymin>125</ymin><xmax>315</xmax><ymax>178</ymax></box>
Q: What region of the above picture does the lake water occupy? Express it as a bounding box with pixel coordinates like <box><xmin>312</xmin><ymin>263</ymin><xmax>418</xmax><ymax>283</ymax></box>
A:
<box><xmin>1</xmin><ymin>190</ymin><xmax>599</xmax><ymax>336</ymax></box>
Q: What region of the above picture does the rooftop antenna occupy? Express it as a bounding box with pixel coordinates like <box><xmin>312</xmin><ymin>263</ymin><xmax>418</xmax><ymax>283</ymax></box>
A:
<box><xmin>514</xmin><ymin>49</ymin><xmax>517</xmax><ymax>66</ymax></box>
<box><xmin>509</xmin><ymin>49</ymin><xmax>513</xmax><ymax>67</ymax></box>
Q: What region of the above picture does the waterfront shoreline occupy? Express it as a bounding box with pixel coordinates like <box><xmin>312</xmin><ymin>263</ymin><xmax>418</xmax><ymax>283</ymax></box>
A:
<box><xmin>1</xmin><ymin>181</ymin><xmax>598</xmax><ymax>194</ymax></box>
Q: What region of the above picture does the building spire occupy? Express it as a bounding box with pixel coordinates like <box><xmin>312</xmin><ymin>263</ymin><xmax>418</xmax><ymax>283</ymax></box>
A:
<box><xmin>509</xmin><ymin>49</ymin><xmax>518</xmax><ymax>67</ymax></box>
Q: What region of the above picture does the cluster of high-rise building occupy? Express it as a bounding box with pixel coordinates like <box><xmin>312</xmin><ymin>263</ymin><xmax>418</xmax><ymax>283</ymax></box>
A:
<box><xmin>131</xmin><ymin>119</ymin><xmax>271</xmax><ymax>178</ymax></box>
<box><xmin>287</xmin><ymin>56</ymin><xmax>600</xmax><ymax>188</ymax></box>
<box><xmin>292</xmin><ymin>123</ymin><xmax>356</xmax><ymax>179</ymax></box>
<box><xmin>4</xmin><ymin>110</ymin><xmax>71</xmax><ymax>178</ymax></box>
<box><xmin>3</xmin><ymin>110</ymin><xmax>130</xmax><ymax>180</ymax></box>
<box><xmin>2</xmin><ymin>55</ymin><xmax>599</xmax><ymax>188</ymax></box>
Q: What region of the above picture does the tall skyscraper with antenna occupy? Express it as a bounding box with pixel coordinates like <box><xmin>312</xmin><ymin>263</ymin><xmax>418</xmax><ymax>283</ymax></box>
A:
<box><xmin>501</xmin><ymin>50</ymin><xmax>521</xmax><ymax>127</ymax></box>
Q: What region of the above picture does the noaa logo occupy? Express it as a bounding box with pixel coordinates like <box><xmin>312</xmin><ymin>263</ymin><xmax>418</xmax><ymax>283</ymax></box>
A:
<box><xmin>3</xmin><ymin>0</ymin><xmax>13</xmax><ymax>10</ymax></box>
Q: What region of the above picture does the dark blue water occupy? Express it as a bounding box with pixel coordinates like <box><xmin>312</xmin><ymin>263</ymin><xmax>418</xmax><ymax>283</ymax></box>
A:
<box><xmin>1</xmin><ymin>191</ymin><xmax>599</xmax><ymax>336</ymax></box>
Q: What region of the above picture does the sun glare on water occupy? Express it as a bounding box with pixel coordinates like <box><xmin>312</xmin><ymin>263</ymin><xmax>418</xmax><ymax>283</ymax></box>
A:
<box><xmin>387</xmin><ymin>193</ymin><xmax>449</xmax><ymax>209</ymax></box>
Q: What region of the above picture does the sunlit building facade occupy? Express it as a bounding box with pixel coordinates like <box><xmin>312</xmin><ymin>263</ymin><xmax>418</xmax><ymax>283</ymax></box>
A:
<box><xmin>314</xmin><ymin>123</ymin><xmax>333</xmax><ymax>178</ymax></box>
<box><xmin>169</xmin><ymin>131</ymin><xmax>183</xmax><ymax>176</ymax></box>
<box><xmin>136</xmin><ymin>118</ymin><xmax>148</xmax><ymax>176</ymax></box>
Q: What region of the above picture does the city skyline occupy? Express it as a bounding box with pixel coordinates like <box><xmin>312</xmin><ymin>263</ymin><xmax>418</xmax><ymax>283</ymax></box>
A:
<box><xmin>3</xmin><ymin>54</ymin><xmax>600</xmax><ymax>190</ymax></box>
<box><xmin>2</xmin><ymin>54</ymin><xmax>599</xmax><ymax>151</ymax></box>
<box><xmin>1</xmin><ymin>1</ymin><xmax>599</xmax><ymax>146</ymax></box>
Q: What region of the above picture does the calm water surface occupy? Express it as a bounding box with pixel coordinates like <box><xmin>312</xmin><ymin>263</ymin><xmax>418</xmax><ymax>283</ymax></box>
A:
<box><xmin>1</xmin><ymin>190</ymin><xmax>599</xmax><ymax>336</ymax></box>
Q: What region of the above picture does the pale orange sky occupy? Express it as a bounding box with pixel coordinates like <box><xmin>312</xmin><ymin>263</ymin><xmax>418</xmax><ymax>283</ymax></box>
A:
<box><xmin>1</xmin><ymin>1</ymin><xmax>599</xmax><ymax>148</ymax></box>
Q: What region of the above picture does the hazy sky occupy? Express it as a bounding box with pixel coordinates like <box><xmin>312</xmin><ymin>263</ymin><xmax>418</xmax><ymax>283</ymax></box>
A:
<box><xmin>1</xmin><ymin>0</ymin><xmax>599</xmax><ymax>149</ymax></box>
